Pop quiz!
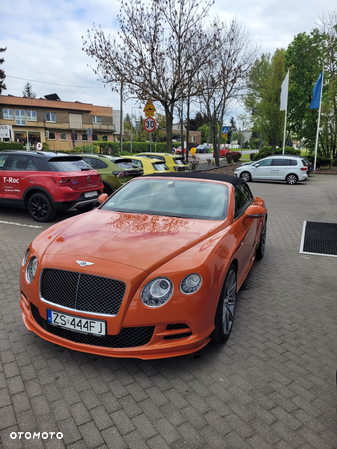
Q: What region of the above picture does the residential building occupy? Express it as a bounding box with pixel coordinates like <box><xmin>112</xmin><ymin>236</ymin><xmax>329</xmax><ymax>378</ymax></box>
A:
<box><xmin>172</xmin><ymin>123</ymin><xmax>201</xmax><ymax>148</ymax></box>
<box><xmin>0</xmin><ymin>94</ymin><xmax>116</xmax><ymax>151</ymax></box>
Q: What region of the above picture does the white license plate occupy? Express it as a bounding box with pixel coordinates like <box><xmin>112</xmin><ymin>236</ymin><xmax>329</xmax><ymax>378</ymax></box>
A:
<box><xmin>47</xmin><ymin>309</ymin><xmax>106</xmax><ymax>336</ymax></box>
<box><xmin>84</xmin><ymin>191</ymin><xmax>98</xmax><ymax>199</ymax></box>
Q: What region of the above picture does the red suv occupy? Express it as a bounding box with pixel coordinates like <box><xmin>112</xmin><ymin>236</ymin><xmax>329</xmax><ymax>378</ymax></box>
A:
<box><xmin>0</xmin><ymin>151</ymin><xmax>103</xmax><ymax>222</ymax></box>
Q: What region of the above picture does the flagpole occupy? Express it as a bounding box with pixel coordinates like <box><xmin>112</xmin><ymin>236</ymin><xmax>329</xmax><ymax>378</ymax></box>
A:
<box><xmin>313</xmin><ymin>68</ymin><xmax>324</xmax><ymax>170</ymax></box>
<box><xmin>282</xmin><ymin>101</ymin><xmax>287</xmax><ymax>154</ymax></box>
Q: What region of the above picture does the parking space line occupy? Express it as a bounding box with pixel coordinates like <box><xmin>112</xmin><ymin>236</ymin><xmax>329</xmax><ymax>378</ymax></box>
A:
<box><xmin>0</xmin><ymin>220</ymin><xmax>43</xmax><ymax>229</ymax></box>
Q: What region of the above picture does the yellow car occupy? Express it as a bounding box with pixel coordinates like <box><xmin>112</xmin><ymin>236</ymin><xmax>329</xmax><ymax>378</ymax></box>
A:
<box><xmin>137</xmin><ymin>153</ymin><xmax>190</xmax><ymax>172</ymax></box>
<box><xmin>124</xmin><ymin>156</ymin><xmax>171</xmax><ymax>175</ymax></box>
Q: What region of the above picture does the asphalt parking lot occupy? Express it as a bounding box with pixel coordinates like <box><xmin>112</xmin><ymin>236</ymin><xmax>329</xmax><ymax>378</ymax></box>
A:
<box><xmin>1</xmin><ymin>174</ymin><xmax>337</xmax><ymax>449</ymax></box>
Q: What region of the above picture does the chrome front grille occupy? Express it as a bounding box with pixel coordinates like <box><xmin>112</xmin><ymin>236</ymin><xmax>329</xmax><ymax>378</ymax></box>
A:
<box><xmin>40</xmin><ymin>268</ymin><xmax>126</xmax><ymax>315</ymax></box>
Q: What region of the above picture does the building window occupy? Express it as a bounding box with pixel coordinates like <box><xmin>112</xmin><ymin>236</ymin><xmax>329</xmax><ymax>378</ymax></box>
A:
<box><xmin>92</xmin><ymin>116</ymin><xmax>101</xmax><ymax>123</ymax></box>
<box><xmin>60</xmin><ymin>133</ymin><xmax>67</xmax><ymax>141</ymax></box>
<box><xmin>3</xmin><ymin>109</ymin><xmax>14</xmax><ymax>120</ymax></box>
<box><xmin>27</xmin><ymin>110</ymin><xmax>37</xmax><ymax>121</ymax></box>
<box><xmin>191</xmin><ymin>135</ymin><xmax>196</xmax><ymax>142</ymax></box>
<box><xmin>92</xmin><ymin>134</ymin><xmax>98</xmax><ymax>141</ymax></box>
<box><xmin>15</xmin><ymin>110</ymin><xmax>26</xmax><ymax>125</ymax></box>
<box><xmin>46</xmin><ymin>112</ymin><xmax>56</xmax><ymax>122</ymax></box>
<box><xmin>82</xmin><ymin>134</ymin><xmax>88</xmax><ymax>141</ymax></box>
<box><xmin>48</xmin><ymin>132</ymin><xmax>56</xmax><ymax>140</ymax></box>
<box><xmin>102</xmin><ymin>135</ymin><xmax>108</xmax><ymax>141</ymax></box>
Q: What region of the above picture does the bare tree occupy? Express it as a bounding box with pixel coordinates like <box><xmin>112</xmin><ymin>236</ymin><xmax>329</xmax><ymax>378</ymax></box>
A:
<box><xmin>199</xmin><ymin>19</ymin><xmax>259</xmax><ymax>165</ymax></box>
<box><xmin>82</xmin><ymin>0</ymin><xmax>220</xmax><ymax>151</ymax></box>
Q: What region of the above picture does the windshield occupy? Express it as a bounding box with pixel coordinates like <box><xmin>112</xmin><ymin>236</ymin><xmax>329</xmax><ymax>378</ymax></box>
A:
<box><xmin>153</xmin><ymin>162</ymin><xmax>169</xmax><ymax>171</ymax></box>
<box><xmin>48</xmin><ymin>159</ymin><xmax>92</xmax><ymax>171</ymax></box>
<box><xmin>101</xmin><ymin>178</ymin><xmax>228</xmax><ymax>220</ymax></box>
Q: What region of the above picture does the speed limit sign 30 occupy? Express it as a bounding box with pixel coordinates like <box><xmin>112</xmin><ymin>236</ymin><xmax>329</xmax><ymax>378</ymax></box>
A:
<box><xmin>144</xmin><ymin>117</ymin><xmax>156</xmax><ymax>132</ymax></box>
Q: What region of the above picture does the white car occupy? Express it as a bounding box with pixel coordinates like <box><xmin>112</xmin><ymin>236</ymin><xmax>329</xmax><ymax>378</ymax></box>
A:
<box><xmin>234</xmin><ymin>155</ymin><xmax>308</xmax><ymax>185</ymax></box>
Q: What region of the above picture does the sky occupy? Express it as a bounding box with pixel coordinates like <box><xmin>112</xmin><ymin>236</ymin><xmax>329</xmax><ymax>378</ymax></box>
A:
<box><xmin>1</xmin><ymin>0</ymin><xmax>336</xmax><ymax>121</ymax></box>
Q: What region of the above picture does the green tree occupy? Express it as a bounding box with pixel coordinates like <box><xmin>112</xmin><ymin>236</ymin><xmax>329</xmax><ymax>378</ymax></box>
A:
<box><xmin>152</xmin><ymin>113</ymin><xmax>166</xmax><ymax>142</ymax></box>
<box><xmin>245</xmin><ymin>50</ymin><xmax>286</xmax><ymax>151</ymax></box>
<box><xmin>22</xmin><ymin>82</ymin><xmax>36</xmax><ymax>98</ymax></box>
<box><xmin>285</xmin><ymin>32</ymin><xmax>322</xmax><ymax>151</ymax></box>
<box><xmin>316</xmin><ymin>12</ymin><xmax>337</xmax><ymax>159</ymax></box>
<box><xmin>186</xmin><ymin>112</ymin><xmax>208</xmax><ymax>131</ymax></box>
<box><xmin>198</xmin><ymin>123</ymin><xmax>211</xmax><ymax>143</ymax></box>
<box><xmin>0</xmin><ymin>47</ymin><xmax>7</xmax><ymax>94</ymax></box>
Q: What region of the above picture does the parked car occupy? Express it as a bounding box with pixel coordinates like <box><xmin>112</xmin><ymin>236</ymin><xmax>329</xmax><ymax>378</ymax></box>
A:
<box><xmin>195</xmin><ymin>144</ymin><xmax>210</xmax><ymax>153</ymax></box>
<box><xmin>20</xmin><ymin>172</ymin><xmax>267</xmax><ymax>359</ymax></box>
<box><xmin>234</xmin><ymin>155</ymin><xmax>308</xmax><ymax>184</ymax></box>
<box><xmin>213</xmin><ymin>148</ymin><xmax>231</xmax><ymax>157</ymax></box>
<box><xmin>137</xmin><ymin>153</ymin><xmax>190</xmax><ymax>172</ymax></box>
<box><xmin>0</xmin><ymin>151</ymin><xmax>103</xmax><ymax>222</ymax></box>
<box><xmin>122</xmin><ymin>156</ymin><xmax>171</xmax><ymax>175</ymax></box>
<box><xmin>272</xmin><ymin>154</ymin><xmax>313</xmax><ymax>176</ymax></box>
<box><xmin>81</xmin><ymin>154</ymin><xmax>143</xmax><ymax>195</ymax></box>
<box><xmin>175</xmin><ymin>146</ymin><xmax>187</xmax><ymax>155</ymax></box>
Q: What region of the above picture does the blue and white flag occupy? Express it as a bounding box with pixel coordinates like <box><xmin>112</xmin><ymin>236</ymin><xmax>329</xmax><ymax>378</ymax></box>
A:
<box><xmin>309</xmin><ymin>72</ymin><xmax>323</xmax><ymax>109</ymax></box>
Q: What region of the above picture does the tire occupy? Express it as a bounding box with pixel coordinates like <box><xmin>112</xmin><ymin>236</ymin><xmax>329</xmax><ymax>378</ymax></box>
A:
<box><xmin>256</xmin><ymin>219</ymin><xmax>267</xmax><ymax>259</ymax></box>
<box><xmin>212</xmin><ymin>264</ymin><xmax>237</xmax><ymax>344</ymax></box>
<box><xmin>286</xmin><ymin>173</ymin><xmax>298</xmax><ymax>185</ymax></box>
<box><xmin>27</xmin><ymin>193</ymin><xmax>56</xmax><ymax>222</ymax></box>
<box><xmin>240</xmin><ymin>171</ymin><xmax>251</xmax><ymax>182</ymax></box>
<box><xmin>102</xmin><ymin>182</ymin><xmax>114</xmax><ymax>196</ymax></box>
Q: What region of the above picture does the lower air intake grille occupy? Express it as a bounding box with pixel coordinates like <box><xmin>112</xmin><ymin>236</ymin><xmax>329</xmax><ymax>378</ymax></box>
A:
<box><xmin>40</xmin><ymin>268</ymin><xmax>126</xmax><ymax>315</ymax></box>
<box><xmin>31</xmin><ymin>303</ymin><xmax>154</xmax><ymax>348</ymax></box>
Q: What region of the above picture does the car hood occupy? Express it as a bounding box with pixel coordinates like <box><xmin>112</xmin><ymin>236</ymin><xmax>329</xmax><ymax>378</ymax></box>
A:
<box><xmin>44</xmin><ymin>209</ymin><xmax>222</xmax><ymax>273</ymax></box>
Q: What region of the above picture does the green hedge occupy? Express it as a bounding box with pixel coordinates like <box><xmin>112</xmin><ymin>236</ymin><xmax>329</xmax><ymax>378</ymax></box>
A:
<box><xmin>0</xmin><ymin>141</ymin><xmax>25</xmax><ymax>151</ymax></box>
<box><xmin>252</xmin><ymin>146</ymin><xmax>300</xmax><ymax>161</ymax></box>
<box><xmin>306</xmin><ymin>156</ymin><xmax>332</xmax><ymax>168</ymax></box>
<box><xmin>70</xmin><ymin>141</ymin><xmax>171</xmax><ymax>155</ymax></box>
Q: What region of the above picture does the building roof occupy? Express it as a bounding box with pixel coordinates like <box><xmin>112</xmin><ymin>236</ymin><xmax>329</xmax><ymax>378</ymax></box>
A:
<box><xmin>0</xmin><ymin>94</ymin><xmax>113</xmax><ymax>115</ymax></box>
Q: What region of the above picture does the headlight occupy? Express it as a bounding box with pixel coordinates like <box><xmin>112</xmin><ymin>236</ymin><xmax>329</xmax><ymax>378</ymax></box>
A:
<box><xmin>22</xmin><ymin>248</ymin><xmax>30</xmax><ymax>266</ymax></box>
<box><xmin>141</xmin><ymin>277</ymin><xmax>173</xmax><ymax>307</ymax></box>
<box><xmin>180</xmin><ymin>274</ymin><xmax>202</xmax><ymax>294</ymax></box>
<box><xmin>26</xmin><ymin>257</ymin><xmax>38</xmax><ymax>283</ymax></box>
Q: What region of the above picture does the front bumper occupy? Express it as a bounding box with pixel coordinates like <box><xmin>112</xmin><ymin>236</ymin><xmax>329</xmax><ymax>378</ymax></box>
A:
<box><xmin>20</xmin><ymin>294</ymin><xmax>211</xmax><ymax>360</ymax></box>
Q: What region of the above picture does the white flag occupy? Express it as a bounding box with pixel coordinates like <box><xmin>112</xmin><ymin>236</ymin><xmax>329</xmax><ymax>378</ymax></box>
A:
<box><xmin>280</xmin><ymin>71</ymin><xmax>289</xmax><ymax>111</ymax></box>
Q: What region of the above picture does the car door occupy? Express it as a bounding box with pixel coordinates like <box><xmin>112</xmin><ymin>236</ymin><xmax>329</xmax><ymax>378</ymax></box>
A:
<box><xmin>251</xmin><ymin>158</ymin><xmax>272</xmax><ymax>179</ymax></box>
<box><xmin>1</xmin><ymin>154</ymin><xmax>36</xmax><ymax>203</ymax></box>
<box><xmin>270</xmin><ymin>158</ymin><xmax>288</xmax><ymax>179</ymax></box>
<box><xmin>0</xmin><ymin>153</ymin><xmax>11</xmax><ymax>200</ymax></box>
<box><xmin>233</xmin><ymin>183</ymin><xmax>258</xmax><ymax>284</ymax></box>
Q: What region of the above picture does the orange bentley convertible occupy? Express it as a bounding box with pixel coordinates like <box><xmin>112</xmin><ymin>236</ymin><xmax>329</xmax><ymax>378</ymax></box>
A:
<box><xmin>20</xmin><ymin>173</ymin><xmax>267</xmax><ymax>360</ymax></box>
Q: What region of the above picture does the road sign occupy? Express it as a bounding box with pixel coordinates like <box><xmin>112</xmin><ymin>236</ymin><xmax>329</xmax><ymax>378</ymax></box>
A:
<box><xmin>145</xmin><ymin>110</ymin><xmax>154</xmax><ymax>117</ymax></box>
<box><xmin>222</xmin><ymin>126</ymin><xmax>229</xmax><ymax>133</ymax></box>
<box><xmin>223</xmin><ymin>133</ymin><xmax>228</xmax><ymax>138</ymax></box>
<box><xmin>144</xmin><ymin>117</ymin><xmax>156</xmax><ymax>132</ymax></box>
<box><xmin>86</xmin><ymin>128</ymin><xmax>93</xmax><ymax>137</ymax></box>
<box><xmin>143</xmin><ymin>100</ymin><xmax>156</xmax><ymax>113</ymax></box>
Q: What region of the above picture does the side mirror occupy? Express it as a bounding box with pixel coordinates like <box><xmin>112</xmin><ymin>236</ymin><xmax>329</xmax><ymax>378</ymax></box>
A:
<box><xmin>97</xmin><ymin>193</ymin><xmax>108</xmax><ymax>205</ymax></box>
<box><xmin>244</xmin><ymin>204</ymin><xmax>266</xmax><ymax>221</ymax></box>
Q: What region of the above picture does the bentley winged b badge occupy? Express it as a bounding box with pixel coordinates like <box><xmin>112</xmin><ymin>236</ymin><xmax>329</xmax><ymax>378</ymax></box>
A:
<box><xmin>76</xmin><ymin>260</ymin><xmax>94</xmax><ymax>267</ymax></box>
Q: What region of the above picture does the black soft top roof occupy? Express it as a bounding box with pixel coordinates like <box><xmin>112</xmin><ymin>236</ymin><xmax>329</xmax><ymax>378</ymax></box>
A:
<box><xmin>147</xmin><ymin>171</ymin><xmax>245</xmax><ymax>186</ymax></box>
